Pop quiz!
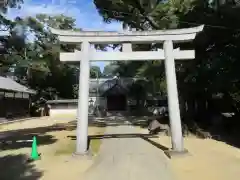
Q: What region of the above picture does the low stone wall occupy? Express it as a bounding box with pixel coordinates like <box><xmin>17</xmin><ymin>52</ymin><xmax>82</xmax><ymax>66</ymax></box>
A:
<box><xmin>49</xmin><ymin>108</ymin><xmax>77</xmax><ymax>118</ymax></box>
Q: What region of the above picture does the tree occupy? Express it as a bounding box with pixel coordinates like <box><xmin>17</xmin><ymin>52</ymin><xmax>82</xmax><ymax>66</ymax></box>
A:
<box><xmin>1</xmin><ymin>14</ymin><xmax>81</xmax><ymax>99</ymax></box>
<box><xmin>102</xmin><ymin>62</ymin><xmax>119</xmax><ymax>77</ymax></box>
<box><xmin>94</xmin><ymin>0</ymin><xmax>195</xmax><ymax>30</ymax></box>
<box><xmin>93</xmin><ymin>0</ymin><xmax>240</xmax><ymax>136</ymax></box>
<box><xmin>0</xmin><ymin>0</ymin><xmax>26</xmax><ymax>76</ymax></box>
<box><xmin>94</xmin><ymin>0</ymin><xmax>240</xmax><ymax>101</ymax></box>
<box><xmin>90</xmin><ymin>65</ymin><xmax>102</xmax><ymax>78</ymax></box>
<box><xmin>25</xmin><ymin>14</ymin><xmax>80</xmax><ymax>98</ymax></box>
<box><xmin>0</xmin><ymin>5</ymin><xmax>105</xmax><ymax>99</ymax></box>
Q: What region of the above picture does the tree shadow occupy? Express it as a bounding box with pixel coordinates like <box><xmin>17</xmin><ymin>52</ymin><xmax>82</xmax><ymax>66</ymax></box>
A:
<box><xmin>0</xmin><ymin>122</ymin><xmax>77</xmax><ymax>137</ymax></box>
<box><xmin>183</xmin><ymin>112</ymin><xmax>240</xmax><ymax>149</ymax></box>
<box><xmin>205</xmin><ymin>118</ymin><xmax>240</xmax><ymax>149</ymax></box>
<box><xmin>0</xmin><ymin>134</ymin><xmax>57</xmax><ymax>151</ymax></box>
<box><xmin>140</xmin><ymin>136</ymin><xmax>169</xmax><ymax>151</ymax></box>
<box><xmin>213</xmin><ymin>134</ymin><xmax>240</xmax><ymax>148</ymax></box>
<box><xmin>0</xmin><ymin>122</ymin><xmax>77</xmax><ymax>151</ymax></box>
<box><xmin>0</xmin><ymin>154</ymin><xmax>43</xmax><ymax>180</ymax></box>
<box><xmin>88</xmin><ymin>115</ymin><xmax>154</xmax><ymax>128</ymax></box>
<box><xmin>67</xmin><ymin>133</ymin><xmax>169</xmax><ymax>153</ymax></box>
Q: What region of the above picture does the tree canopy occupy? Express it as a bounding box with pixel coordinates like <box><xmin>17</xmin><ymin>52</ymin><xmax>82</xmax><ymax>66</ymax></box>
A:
<box><xmin>93</xmin><ymin>0</ymin><xmax>240</xmax><ymax>102</ymax></box>
<box><xmin>91</xmin><ymin>0</ymin><xmax>240</xmax><ymax>136</ymax></box>
<box><xmin>1</xmin><ymin>0</ymin><xmax>240</xmax><ymax>138</ymax></box>
<box><xmin>0</xmin><ymin>7</ymin><xmax>103</xmax><ymax>99</ymax></box>
<box><xmin>2</xmin><ymin>0</ymin><xmax>240</xmax><ymax>114</ymax></box>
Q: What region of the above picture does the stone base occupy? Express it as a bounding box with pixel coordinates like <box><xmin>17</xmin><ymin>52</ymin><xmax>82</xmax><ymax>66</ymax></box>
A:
<box><xmin>164</xmin><ymin>149</ymin><xmax>189</xmax><ymax>159</ymax></box>
<box><xmin>72</xmin><ymin>150</ymin><xmax>93</xmax><ymax>160</ymax></box>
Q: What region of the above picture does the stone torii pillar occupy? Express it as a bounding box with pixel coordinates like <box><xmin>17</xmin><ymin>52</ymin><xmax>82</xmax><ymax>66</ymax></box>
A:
<box><xmin>50</xmin><ymin>25</ymin><xmax>204</xmax><ymax>156</ymax></box>
<box><xmin>164</xmin><ymin>40</ymin><xmax>183</xmax><ymax>153</ymax></box>
<box><xmin>76</xmin><ymin>41</ymin><xmax>90</xmax><ymax>154</ymax></box>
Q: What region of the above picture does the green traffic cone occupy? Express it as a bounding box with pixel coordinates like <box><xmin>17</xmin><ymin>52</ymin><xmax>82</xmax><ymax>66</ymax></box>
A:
<box><xmin>30</xmin><ymin>136</ymin><xmax>40</xmax><ymax>160</ymax></box>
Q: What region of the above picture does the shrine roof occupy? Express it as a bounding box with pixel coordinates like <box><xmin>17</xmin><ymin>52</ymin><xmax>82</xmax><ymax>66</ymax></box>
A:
<box><xmin>0</xmin><ymin>76</ymin><xmax>36</xmax><ymax>94</ymax></box>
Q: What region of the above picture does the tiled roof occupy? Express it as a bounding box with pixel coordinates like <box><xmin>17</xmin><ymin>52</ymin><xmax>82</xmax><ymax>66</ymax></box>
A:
<box><xmin>0</xmin><ymin>76</ymin><xmax>36</xmax><ymax>94</ymax></box>
<box><xmin>89</xmin><ymin>78</ymin><xmax>137</xmax><ymax>95</ymax></box>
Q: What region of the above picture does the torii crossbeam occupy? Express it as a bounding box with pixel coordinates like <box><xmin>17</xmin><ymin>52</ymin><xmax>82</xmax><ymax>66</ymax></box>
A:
<box><xmin>50</xmin><ymin>25</ymin><xmax>204</xmax><ymax>156</ymax></box>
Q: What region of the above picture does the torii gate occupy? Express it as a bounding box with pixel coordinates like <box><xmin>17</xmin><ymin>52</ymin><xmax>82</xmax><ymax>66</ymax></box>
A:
<box><xmin>50</xmin><ymin>25</ymin><xmax>204</xmax><ymax>156</ymax></box>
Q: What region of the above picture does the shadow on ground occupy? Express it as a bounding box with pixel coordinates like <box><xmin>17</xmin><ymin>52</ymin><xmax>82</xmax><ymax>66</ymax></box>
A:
<box><xmin>0</xmin><ymin>154</ymin><xmax>42</xmax><ymax>180</ymax></box>
<box><xmin>182</xmin><ymin>113</ymin><xmax>240</xmax><ymax>149</ymax></box>
<box><xmin>68</xmin><ymin>133</ymin><xmax>169</xmax><ymax>152</ymax></box>
<box><xmin>90</xmin><ymin>114</ymin><xmax>240</xmax><ymax>150</ymax></box>
<box><xmin>88</xmin><ymin>115</ymin><xmax>153</xmax><ymax>128</ymax></box>
<box><xmin>206</xmin><ymin>129</ymin><xmax>240</xmax><ymax>149</ymax></box>
<box><xmin>0</xmin><ymin>122</ymin><xmax>76</xmax><ymax>151</ymax></box>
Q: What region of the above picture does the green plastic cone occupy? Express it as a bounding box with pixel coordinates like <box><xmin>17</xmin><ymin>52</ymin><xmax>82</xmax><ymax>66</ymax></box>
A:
<box><xmin>31</xmin><ymin>136</ymin><xmax>40</xmax><ymax>160</ymax></box>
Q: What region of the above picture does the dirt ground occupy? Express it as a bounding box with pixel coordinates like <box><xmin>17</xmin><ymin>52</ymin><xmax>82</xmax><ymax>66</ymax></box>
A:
<box><xmin>0</xmin><ymin>117</ymin><xmax>105</xmax><ymax>180</ymax></box>
<box><xmin>3</xmin><ymin>117</ymin><xmax>240</xmax><ymax>180</ymax></box>
<box><xmin>147</xmin><ymin>132</ymin><xmax>240</xmax><ymax>180</ymax></box>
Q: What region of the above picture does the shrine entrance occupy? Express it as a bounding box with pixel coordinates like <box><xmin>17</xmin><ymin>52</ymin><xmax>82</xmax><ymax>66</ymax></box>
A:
<box><xmin>107</xmin><ymin>95</ymin><xmax>127</xmax><ymax>111</ymax></box>
<box><xmin>51</xmin><ymin>25</ymin><xmax>204</xmax><ymax>155</ymax></box>
<box><xmin>103</xmin><ymin>80</ymin><xmax>128</xmax><ymax>111</ymax></box>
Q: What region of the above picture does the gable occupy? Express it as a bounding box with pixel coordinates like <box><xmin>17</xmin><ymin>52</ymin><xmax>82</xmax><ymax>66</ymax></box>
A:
<box><xmin>89</xmin><ymin>77</ymin><xmax>147</xmax><ymax>96</ymax></box>
<box><xmin>0</xmin><ymin>76</ymin><xmax>36</xmax><ymax>94</ymax></box>
<box><xmin>102</xmin><ymin>83</ymin><xmax>128</xmax><ymax>96</ymax></box>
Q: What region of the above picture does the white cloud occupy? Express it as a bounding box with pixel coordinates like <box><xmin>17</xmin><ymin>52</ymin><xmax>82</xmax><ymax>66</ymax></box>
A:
<box><xmin>6</xmin><ymin>0</ymin><xmax>123</xmax><ymax>70</ymax></box>
<box><xmin>7</xmin><ymin>4</ymin><xmax>79</xmax><ymax>20</ymax></box>
<box><xmin>6</xmin><ymin>0</ymin><xmax>123</xmax><ymax>31</ymax></box>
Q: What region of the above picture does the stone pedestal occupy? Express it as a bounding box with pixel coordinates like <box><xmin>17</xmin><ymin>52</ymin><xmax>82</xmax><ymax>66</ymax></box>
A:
<box><xmin>164</xmin><ymin>149</ymin><xmax>189</xmax><ymax>159</ymax></box>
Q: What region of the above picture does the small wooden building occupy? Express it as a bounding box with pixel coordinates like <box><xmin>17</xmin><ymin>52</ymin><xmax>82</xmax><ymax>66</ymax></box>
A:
<box><xmin>46</xmin><ymin>77</ymin><xmax>154</xmax><ymax>117</ymax></box>
<box><xmin>46</xmin><ymin>77</ymin><xmax>169</xmax><ymax>117</ymax></box>
<box><xmin>0</xmin><ymin>76</ymin><xmax>36</xmax><ymax>120</ymax></box>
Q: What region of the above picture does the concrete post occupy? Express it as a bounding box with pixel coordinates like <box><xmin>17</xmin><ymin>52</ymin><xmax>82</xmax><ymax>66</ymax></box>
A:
<box><xmin>122</xmin><ymin>26</ymin><xmax>132</xmax><ymax>115</ymax></box>
<box><xmin>163</xmin><ymin>40</ymin><xmax>184</xmax><ymax>152</ymax></box>
<box><xmin>122</xmin><ymin>25</ymin><xmax>132</xmax><ymax>53</ymax></box>
<box><xmin>76</xmin><ymin>41</ymin><xmax>90</xmax><ymax>154</ymax></box>
<box><xmin>122</xmin><ymin>43</ymin><xmax>132</xmax><ymax>52</ymax></box>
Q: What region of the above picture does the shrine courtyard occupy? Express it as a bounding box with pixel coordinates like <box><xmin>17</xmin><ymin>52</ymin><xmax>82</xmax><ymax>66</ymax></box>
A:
<box><xmin>0</xmin><ymin>116</ymin><xmax>240</xmax><ymax>180</ymax></box>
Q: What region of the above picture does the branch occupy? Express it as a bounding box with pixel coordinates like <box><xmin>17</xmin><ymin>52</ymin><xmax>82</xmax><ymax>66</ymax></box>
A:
<box><xmin>133</xmin><ymin>0</ymin><xmax>160</xmax><ymax>29</ymax></box>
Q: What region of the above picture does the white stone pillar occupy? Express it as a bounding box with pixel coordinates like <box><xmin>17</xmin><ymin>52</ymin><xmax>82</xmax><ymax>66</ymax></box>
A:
<box><xmin>122</xmin><ymin>43</ymin><xmax>132</xmax><ymax>52</ymax></box>
<box><xmin>122</xmin><ymin>27</ymin><xmax>132</xmax><ymax>114</ymax></box>
<box><xmin>76</xmin><ymin>41</ymin><xmax>90</xmax><ymax>154</ymax></box>
<box><xmin>122</xmin><ymin>25</ymin><xmax>132</xmax><ymax>53</ymax></box>
<box><xmin>163</xmin><ymin>40</ymin><xmax>184</xmax><ymax>152</ymax></box>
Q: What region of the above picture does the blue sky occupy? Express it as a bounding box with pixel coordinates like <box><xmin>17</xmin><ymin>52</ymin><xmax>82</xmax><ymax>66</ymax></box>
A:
<box><xmin>6</xmin><ymin>0</ymin><xmax>122</xmax><ymax>72</ymax></box>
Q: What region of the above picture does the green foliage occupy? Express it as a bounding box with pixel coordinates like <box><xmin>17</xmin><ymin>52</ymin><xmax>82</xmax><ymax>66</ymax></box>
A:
<box><xmin>0</xmin><ymin>12</ymin><xmax>102</xmax><ymax>100</ymax></box>
<box><xmin>90</xmin><ymin>65</ymin><xmax>102</xmax><ymax>78</ymax></box>
<box><xmin>94</xmin><ymin>0</ymin><xmax>196</xmax><ymax>30</ymax></box>
<box><xmin>73</xmin><ymin>66</ymin><xmax>103</xmax><ymax>98</ymax></box>
<box><xmin>102</xmin><ymin>62</ymin><xmax>119</xmax><ymax>77</ymax></box>
<box><xmin>2</xmin><ymin>0</ymin><xmax>240</xmax><ymax>111</ymax></box>
<box><xmin>94</xmin><ymin>0</ymin><xmax>240</xmax><ymax>111</ymax></box>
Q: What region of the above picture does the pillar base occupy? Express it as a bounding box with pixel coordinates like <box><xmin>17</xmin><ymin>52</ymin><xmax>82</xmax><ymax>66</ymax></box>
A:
<box><xmin>72</xmin><ymin>150</ymin><xmax>93</xmax><ymax>160</ymax></box>
<box><xmin>164</xmin><ymin>149</ymin><xmax>189</xmax><ymax>159</ymax></box>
